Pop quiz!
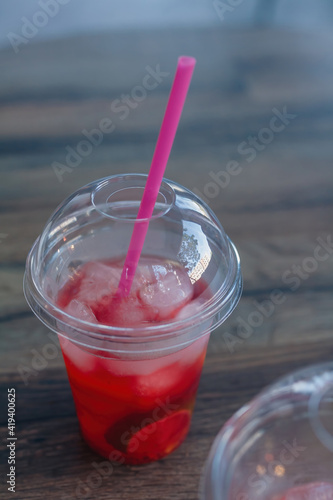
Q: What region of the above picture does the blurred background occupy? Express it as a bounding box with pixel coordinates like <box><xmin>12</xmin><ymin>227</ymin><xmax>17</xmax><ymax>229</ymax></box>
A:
<box><xmin>0</xmin><ymin>2</ymin><xmax>333</xmax><ymax>500</ymax></box>
<box><xmin>1</xmin><ymin>0</ymin><xmax>333</xmax><ymax>46</ymax></box>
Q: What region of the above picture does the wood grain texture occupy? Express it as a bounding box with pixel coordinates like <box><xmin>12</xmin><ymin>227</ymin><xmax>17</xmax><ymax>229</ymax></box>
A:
<box><xmin>0</xmin><ymin>24</ymin><xmax>333</xmax><ymax>500</ymax></box>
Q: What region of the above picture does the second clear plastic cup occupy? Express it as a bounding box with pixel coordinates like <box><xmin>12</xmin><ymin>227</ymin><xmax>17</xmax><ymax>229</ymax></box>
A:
<box><xmin>202</xmin><ymin>362</ymin><xmax>333</xmax><ymax>499</ymax></box>
<box><xmin>24</xmin><ymin>174</ymin><xmax>242</xmax><ymax>464</ymax></box>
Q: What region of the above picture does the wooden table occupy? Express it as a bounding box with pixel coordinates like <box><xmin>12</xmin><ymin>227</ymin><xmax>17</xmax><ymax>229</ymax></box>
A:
<box><xmin>0</xmin><ymin>24</ymin><xmax>333</xmax><ymax>500</ymax></box>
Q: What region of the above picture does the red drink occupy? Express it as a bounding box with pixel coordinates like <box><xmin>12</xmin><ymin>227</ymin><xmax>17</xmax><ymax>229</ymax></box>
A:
<box><xmin>277</xmin><ymin>482</ymin><xmax>333</xmax><ymax>500</ymax></box>
<box><xmin>57</xmin><ymin>257</ymin><xmax>209</xmax><ymax>464</ymax></box>
<box><xmin>24</xmin><ymin>174</ymin><xmax>242</xmax><ymax>466</ymax></box>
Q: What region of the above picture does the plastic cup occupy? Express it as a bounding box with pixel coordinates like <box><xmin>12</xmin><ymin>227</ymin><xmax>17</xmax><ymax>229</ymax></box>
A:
<box><xmin>24</xmin><ymin>173</ymin><xmax>242</xmax><ymax>464</ymax></box>
<box><xmin>201</xmin><ymin>362</ymin><xmax>333</xmax><ymax>500</ymax></box>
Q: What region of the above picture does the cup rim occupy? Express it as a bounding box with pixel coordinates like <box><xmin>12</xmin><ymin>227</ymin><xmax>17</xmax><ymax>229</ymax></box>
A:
<box><xmin>24</xmin><ymin>236</ymin><xmax>242</xmax><ymax>340</ymax></box>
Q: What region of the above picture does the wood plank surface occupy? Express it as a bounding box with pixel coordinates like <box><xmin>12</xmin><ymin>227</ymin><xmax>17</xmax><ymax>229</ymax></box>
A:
<box><xmin>0</xmin><ymin>22</ymin><xmax>333</xmax><ymax>500</ymax></box>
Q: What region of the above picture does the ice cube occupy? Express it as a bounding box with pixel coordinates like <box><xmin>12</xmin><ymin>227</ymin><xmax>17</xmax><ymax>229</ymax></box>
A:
<box><xmin>77</xmin><ymin>261</ymin><xmax>122</xmax><ymax>303</ymax></box>
<box><xmin>133</xmin><ymin>362</ymin><xmax>183</xmax><ymax>407</ymax></box>
<box><xmin>92</xmin><ymin>294</ymin><xmax>155</xmax><ymax>326</ymax></box>
<box><xmin>110</xmin><ymin>295</ymin><xmax>152</xmax><ymax>326</ymax></box>
<box><xmin>139</xmin><ymin>263</ymin><xmax>193</xmax><ymax>320</ymax></box>
<box><xmin>128</xmin><ymin>259</ymin><xmax>158</xmax><ymax>294</ymax></box>
<box><xmin>59</xmin><ymin>335</ymin><xmax>97</xmax><ymax>373</ymax></box>
<box><xmin>173</xmin><ymin>298</ymin><xmax>205</xmax><ymax>321</ymax></box>
<box><xmin>66</xmin><ymin>299</ymin><xmax>97</xmax><ymax>323</ymax></box>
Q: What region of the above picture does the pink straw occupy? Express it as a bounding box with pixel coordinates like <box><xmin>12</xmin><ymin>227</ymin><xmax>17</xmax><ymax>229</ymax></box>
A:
<box><xmin>116</xmin><ymin>56</ymin><xmax>196</xmax><ymax>297</ymax></box>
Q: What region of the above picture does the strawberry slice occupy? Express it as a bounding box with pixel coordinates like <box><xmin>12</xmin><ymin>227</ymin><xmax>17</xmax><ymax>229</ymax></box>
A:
<box><xmin>127</xmin><ymin>409</ymin><xmax>191</xmax><ymax>462</ymax></box>
<box><xmin>104</xmin><ymin>409</ymin><xmax>191</xmax><ymax>464</ymax></box>
<box><xmin>279</xmin><ymin>482</ymin><xmax>333</xmax><ymax>500</ymax></box>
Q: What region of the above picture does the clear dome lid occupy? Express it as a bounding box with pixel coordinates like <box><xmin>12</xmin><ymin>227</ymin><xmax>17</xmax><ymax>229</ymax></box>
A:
<box><xmin>24</xmin><ymin>174</ymin><xmax>242</xmax><ymax>355</ymax></box>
